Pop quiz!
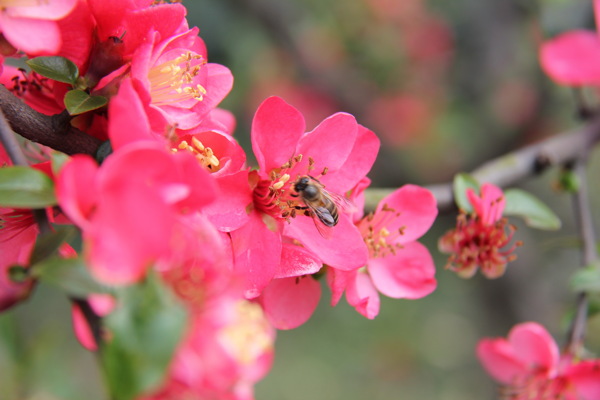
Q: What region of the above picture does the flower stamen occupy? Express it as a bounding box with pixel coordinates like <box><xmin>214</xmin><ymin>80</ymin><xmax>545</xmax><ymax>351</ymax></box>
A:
<box><xmin>148</xmin><ymin>51</ymin><xmax>207</xmax><ymax>106</ymax></box>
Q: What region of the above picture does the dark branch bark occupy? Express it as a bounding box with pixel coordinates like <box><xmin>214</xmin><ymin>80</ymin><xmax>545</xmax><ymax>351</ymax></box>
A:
<box><xmin>0</xmin><ymin>85</ymin><xmax>101</xmax><ymax>156</ymax></box>
<box><xmin>365</xmin><ymin>115</ymin><xmax>600</xmax><ymax>211</ymax></box>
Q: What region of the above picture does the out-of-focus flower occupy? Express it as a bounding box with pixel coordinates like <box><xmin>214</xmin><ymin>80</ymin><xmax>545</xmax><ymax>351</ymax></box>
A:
<box><xmin>56</xmin><ymin>141</ymin><xmax>218</xmax><ymax>285</ymax></box>
<box><xmin>0</xmin><ymin>0</ymin><xmax>77</xmax><ymax>55</ymax></box>
<box><xmin>439</xmin><ymin>183</ymin><xmax>520</xmax><ymax>279</ymax></box>
<box><xmin>140</xmin><ymin>299</ymin><xmax>275</xmax><ymax>400</ymax></box>
<box><xmin>328</xmin><ymin>184</ymin><xmax>438</xmax><ymax>319</ymax></box>
<box><xmin>477</xmin><ymin>322</ymin><xmax>600</xmax><ymax>400</ymax></box>
<box><xmin>540</xmin><ymin>0</ymin><xmax>600</xmax><ymax>86</ymax></box>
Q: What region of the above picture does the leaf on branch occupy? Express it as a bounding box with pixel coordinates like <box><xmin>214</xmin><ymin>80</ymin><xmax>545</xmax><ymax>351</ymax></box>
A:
<box><xmin>101</xmin><ymin>273</ymin><xmax>186</xmax><ymax>400</ymax></box>
<box><xmin>452</xmin><ymin>173</ymin><xmax>480</xmax><ymax>213</ymax></box>
<box><xmin>30</xmin><ymin>257</ymin><xmax>111</xmax><ymax>298</ymax></box>
<box><xmin>64</xmin><ymin>90</ymin><xmax>108</xmax><ymax>115</ymax></box>
<box><xmin>29</xmin><ymin>226</ymin><xmax>77</xmax><ymax>265</ymax></box>
<box><xmin>26</xmin><ymin>56</ymin><xmax>79</xmax><ymax>85</ymax></box>
<box><xmin>51</xmin><ymin>151</ymin><xmax>70</xmax><ymax>176</ymax></box>
<box><xmin>503</xmin><ymin>188</ymin><xmax>561</xmax><ymax>230</ymax></box>
<box><xmin>0</xmin><ymin>166</ymin><xmax>56</xmax><ymax>208</ymax></box>
<box><xmin>570</xmin><ymin>262</ymin><xmax>600</xmax><ymax>294</ymax></box>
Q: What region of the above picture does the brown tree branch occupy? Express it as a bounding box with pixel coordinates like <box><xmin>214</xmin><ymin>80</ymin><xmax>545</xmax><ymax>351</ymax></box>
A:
<box><xmin>365</xmin><ymin>115</ymin><xmax>600</xmax><ymax>211</ymax></box>
<box><xmin>0</xmin><ymin>84</ymin><xmax>101</xmax><ymax>156</ymax></box>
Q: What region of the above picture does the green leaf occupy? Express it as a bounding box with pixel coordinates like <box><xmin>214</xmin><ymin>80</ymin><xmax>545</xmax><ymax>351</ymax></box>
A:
<box><xmin>570</xmin><ymin>263</ymin><xmax>600</xmax><ymax>293</ymax></box>
<box><xmin>30</xmin><ymin>257</ymin><xmax>110</xmax><ymax>298</ymax></box>
<box><xmin>26</xmin><ymin>56</ymin><xmax>79</xmax><ymax>85</ymax></box>
<box><xmin>50</xmin><ymin>151</ymin><xmax>70</xmax><ymax>176</ymax></box>
<box><xmin>29</xmin><ymin>226</ymin><xmax>77</xmax><ymax>265</ymax></box>
<box><xmin>452</xmin><ymin>173</ymin><xmax>480</xmax><ymax>212</ymax></box>
<box><xmin>64</xmin><ymin>90</ymin><xmax>108</xmax><ymax>115</ymax></box>
<box><xmin>0</xmin><ymin>166</ymin><xmax>56</xmax><ymax>208</ymax></box>
<box><xmin>503</xmin><ymin>188</ymin><xmax>561</xmax><ymax>230</ymax></box>
<box><xmin>101</xmin><ymin>273</ymin><xmax>186</xmax><ymax>400</ymax></box>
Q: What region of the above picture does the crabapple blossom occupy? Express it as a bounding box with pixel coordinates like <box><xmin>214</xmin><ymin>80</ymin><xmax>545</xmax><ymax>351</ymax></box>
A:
<box><xmin>231</xmin><ymin>96</ymin><xmax>379</xmax><ymax>301</ymax></box>
<box><xmin>56</xmin><ymin>141</ymin><xmax>218</xmax><ymax>285</ymax></box>
<box><xmin>140</xmin><ymin>299</ymin><xmax>275</xmax><ymax>400</ymax></box>
<box><xmin>0</xmin><ymin>0</ymin><xmax>77</xmax><ymax>55</ymax></box>
<box><xmin>439</xmin><ymin>183</ymin><xmax>520</xmax><ymax>279</ymax></box>
<box><xmin>540</xmin><ymin>0</ymin><xmax>600</xmax><ymax>86</ymax></box>
<box><xmin>328</xmin><ymin>184</ymin><xmax>438</xmax><ymax>319</ymax></box>
<box><xmin>477</xmin><ymin>322</ymin><xmax>600</xmax><ymax>400</ymax></box>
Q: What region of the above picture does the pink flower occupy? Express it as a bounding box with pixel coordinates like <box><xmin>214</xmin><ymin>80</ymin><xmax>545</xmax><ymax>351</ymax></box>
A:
<box><xmin>0</xmin><ymin>0</ymin><xmax>77</xmax><ymax>55</ymax></box>
<box><xmin>106</xmin><ymin>26</ymin><xmax>233</xmax><ymax>142</ymax></box>
<box><xmin>539</xmin><ymin>0</ymin><xmax>600</xmax><ymax>86</ymax></box>
<box><xmin>328</xmin><ymin>184</ymin><xmax>438</xmax><ymax>319</ymax></box>
<box><xmin>140</xmin><ymin>299</ymin><xmax>275</xmax><ymax>400</ymax></box>
<box><xmin>57</xmin><ymin>141</ymin><xmax>218</xmax><ymax>285</ymax></box>
<box><xmin>477</xmin><ymin>322</ymin><xmax>600</xmax><ymax>400</ymax></box>
<box><xmin>439</xmin><ymin>183</ymin><xmax>520</xmax><ymax>279</ymax></box>
<box><xmin>231</xmin><ymin>96</ymin><xmax>379</xmax><ymax>299</ymax></box>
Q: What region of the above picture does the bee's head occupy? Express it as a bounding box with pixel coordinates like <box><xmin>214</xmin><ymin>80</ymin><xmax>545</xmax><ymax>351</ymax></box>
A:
<box><xmin>293</xmin><ymin>176</ymin><xmax>311</xmax><ymax>192</ymax></box>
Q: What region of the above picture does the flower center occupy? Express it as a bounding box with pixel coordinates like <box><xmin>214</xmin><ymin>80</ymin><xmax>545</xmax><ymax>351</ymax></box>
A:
<box><xmin>252</xmin><ymin>154</ymin><xmax>329</xmax><ymax>222</ymax></box>
<box><xmin>218</xmin><ymin>301</ymin><xmax>273</xmax><ymax>365</ymax></box>
<box><xmin>171</xmin><ymin>137</ymin><xmax>220</xmax><ymax>172</ymax></box>
<box><xmin>358</xmin><ymin>204</ymin><xmax>405</xmax><ymax>258</ymax></box>
<box><xmin>148</xmin><ymin>51</ymin><xmax>207</xmax><ymax>106</ymax></box>
<box><xmin>439</xmin><ymin>212</ymin><xmax>521</xmax><ymax>278</ymax></box>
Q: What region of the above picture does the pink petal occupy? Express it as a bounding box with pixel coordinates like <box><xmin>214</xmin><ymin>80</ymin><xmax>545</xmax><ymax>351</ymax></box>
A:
<box><xmin>56</xmin><ymin>155</ymin><xmax>99</xmax><ymax>230</ymax></box>
<box><xmin>259</xmin><ymin>276</ymin><xmax>321</xmax><ymax>330</ymax></box>
<box><xmin>0</xmin><ymin>16</ymin><xmax>61</xmax><ymax>54</ymax></box>
<box><xmin>507</xmin><ymin>322</ymin><xmax>559</xmax><ymax>374</ymax></box>
<box><xmin>274</xmin><ymin>243</ymin><xmax>322</xmax><ymax>279</ymax></box>
<box><xmin>187</xmin><ymin>64</ymin><xmax>234</xmax><ymax>128</ymax></box>
<box><xmin>346</xmin><ymin>271</ymin><xmax>380</xmax><ymax>319</ymax></box>
<box><xmin>4</xmin><ymin>0</ymin><xmax>76</xmax><ymax>19</ymax></box>
<box><xmin>324</xmin><ymin>125</ymin><xmax>380</xmax><ymax>194</ymax></box>
<box><xmin>566</xmin><ymin>360</ymin><xmax>600</xmax><ymax>400</ymax></box>
<box><xmin>377</xmin><ymin>184</ymin><xmax>438</xmax><ymax>244</ymax></box>
<box><xmin>71</xmin><ymin>303</ymin><xmax>97</xmax><ymax>351</ymax></box>
<box><xmin>88</xmin><ymin>294</ymin><xmax>115</xmax><ymax>316</ymax></box>
<box><xmin>251</xmin><ymin>97</ymin><xmax>306</xmax><ymax>173</ymax></box>
<box><xmin>108</xmin><ymin>79</ymin><xmax>155</xmax><ymax>149</ymax></box>
<box><xmin>203</xmin><ymin>171</ymin><xmax>252</xmax><ymax>232</ymax></box>
<box><xmin>87</xmin><ymin>179</ymin><xmax>174</xmax><ymax>285</ymax></box>
<box><xmin>285</xmin><ymin>213</ymin><xmax>368</xmax><ymax>271</ymax></box>
<box><xmin>369</xmin><ymin>241</ymin><xmax>436</xmax><ymax>299</ymax></box>
<box><xmin>326</xmin><ymin>268</ymin><xmax>352</xmax><ymax>306</ymax></box>
<box><xmin>540</xmin><ymin>30</ymin><xmax>600</xmax><ymax>86</ymax></box>
<box><xmin>477</xmin><ymin>338</ymin><xmax>529</xmax><ymax>384</ymax></box>
<box><xmin>295</xmin><ymin>112</ymin><xmax>358</xmax><ymax>179</ymax></box>
<box><xmin>467</xmin><ymin>183</ymin><xmax>504</xmax><ymax>225</ymax></box>
<box><xmin>230</xmin><ymin>212</ymin><xmax>282</xmax><ymax>298</ymax></box>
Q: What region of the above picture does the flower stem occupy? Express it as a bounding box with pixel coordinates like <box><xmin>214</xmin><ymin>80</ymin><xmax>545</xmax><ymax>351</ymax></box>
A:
<box><xmin>566</xmin><ymin>160</ymin><xmax>596</xmax><ymax>355</ymax></box>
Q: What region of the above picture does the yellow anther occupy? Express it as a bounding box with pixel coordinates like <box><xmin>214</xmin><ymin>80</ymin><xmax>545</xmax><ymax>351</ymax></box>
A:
<box><xmin>191</xmin><ymin>136</ymin><xmax>204</xmax><ymax>151</ymax></box>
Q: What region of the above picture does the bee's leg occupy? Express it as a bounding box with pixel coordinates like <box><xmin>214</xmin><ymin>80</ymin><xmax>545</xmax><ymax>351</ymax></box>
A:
<box><xmin>290</xmin><ymin>193</ymin><xmax>299</xmax><ymax>198</ymax></box>
<box><xmin>293</xmin><ymin>205</ymin><xmax>309</xmax><ymax>210</ymax></box>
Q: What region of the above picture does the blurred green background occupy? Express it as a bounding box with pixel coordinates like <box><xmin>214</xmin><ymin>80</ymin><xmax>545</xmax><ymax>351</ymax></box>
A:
<box><xmin>2</xmin><ymin>0</ymin><xmax>600</xmax><ymax>399</ymax></box>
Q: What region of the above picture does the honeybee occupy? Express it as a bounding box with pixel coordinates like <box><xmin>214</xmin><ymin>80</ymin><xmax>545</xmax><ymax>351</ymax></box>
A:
<box><xmin>292</xmin><ymin>175</ymin><xmax>355</xmax><ymax>238</ymax></box>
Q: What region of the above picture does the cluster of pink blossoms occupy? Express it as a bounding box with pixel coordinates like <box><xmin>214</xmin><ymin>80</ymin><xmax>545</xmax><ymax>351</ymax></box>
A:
<box><xmin>478</xmin><ymin>322</ymin><xmax>600</xmax><ymax>399</ymax></box>
<box><xmin>0</xmin><ymin>1</ymin><xmax>439</xmax><ymax>398</ymax></box>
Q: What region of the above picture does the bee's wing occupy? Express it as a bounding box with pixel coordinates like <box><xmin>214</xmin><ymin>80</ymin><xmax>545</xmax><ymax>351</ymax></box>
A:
<box><xmin>311</xmin><ymin>206</ymin><xmax>335</xmax><ymax>239</ymax></box>
<box><xmin>325</xmin><ymin>190</ymin><xmax>357</xmax><ymax>214</ymax></box>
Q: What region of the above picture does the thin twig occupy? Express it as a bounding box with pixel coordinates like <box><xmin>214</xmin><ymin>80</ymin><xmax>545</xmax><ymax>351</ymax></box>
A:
<box><xmin>566</xmin><ymin>160</ymin><xmax>596</xmax><ymax>355</ymax></box>
<box><xmin>365</xmin><ymin>115</ymin><xmax>600</xmax><ymax>211</ymax></box>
